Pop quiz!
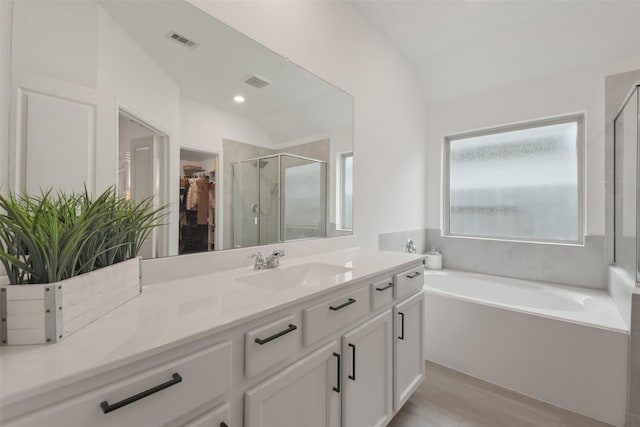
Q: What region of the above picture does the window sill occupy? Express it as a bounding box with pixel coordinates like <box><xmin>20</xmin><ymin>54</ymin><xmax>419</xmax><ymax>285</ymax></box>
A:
<box><xmin>440</xmin><ymin>233</ymin><xmax>585</xmax><ymax>247</ymax></box>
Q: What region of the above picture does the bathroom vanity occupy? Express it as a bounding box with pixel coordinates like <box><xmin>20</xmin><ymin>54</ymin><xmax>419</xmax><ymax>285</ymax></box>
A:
<box><xmin>0</xmin><ymin>248</ymin><xmax>425</xmax><ymax>427</ymax></box>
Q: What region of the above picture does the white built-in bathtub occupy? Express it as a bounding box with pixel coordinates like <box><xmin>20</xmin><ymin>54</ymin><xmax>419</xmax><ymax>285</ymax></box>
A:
<box><xmin>424</xmin><ymin>269</ymin><xmax>628</xmax><ymax>427</ymax></box>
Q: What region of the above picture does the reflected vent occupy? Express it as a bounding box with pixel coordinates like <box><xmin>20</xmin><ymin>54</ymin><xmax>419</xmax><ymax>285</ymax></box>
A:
<box><xmin>243</xmin><ymin>74</ymin><xmax>271</xmax><ymax>89</ymax></box>
<box><xmin>167</xmin><ymin>31</ymin><xmax>199</xmax><ymax>49</ymax></box>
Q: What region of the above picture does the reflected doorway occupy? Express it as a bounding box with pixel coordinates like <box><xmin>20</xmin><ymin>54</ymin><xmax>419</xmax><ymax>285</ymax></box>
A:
<box><xmin>179</xmin><ymin>148</ymin><xmax>219</xmax><ymax>254</ymax></box>
<box><xmin>118</xmin><ymin>110</ymin><xmax>169</xmax><ymax>259</ymax></box>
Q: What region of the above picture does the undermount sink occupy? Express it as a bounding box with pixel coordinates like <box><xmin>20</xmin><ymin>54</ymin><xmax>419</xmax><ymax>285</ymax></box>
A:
<box><xmin>236</xmin><ymin>262</ymin><xmax>353</xmax><ymax>291</ymax></box>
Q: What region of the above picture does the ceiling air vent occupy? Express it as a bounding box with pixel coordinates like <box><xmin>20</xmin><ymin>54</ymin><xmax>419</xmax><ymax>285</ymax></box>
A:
<box><xmin>243</xmin><ymin>74</ymin><xmax>271</xmax><ymax>89</ymax></box>
<box><xmin>167</xmin><ymin>31</ymin><xmax>199</xmax><ymax>49</ymax></box>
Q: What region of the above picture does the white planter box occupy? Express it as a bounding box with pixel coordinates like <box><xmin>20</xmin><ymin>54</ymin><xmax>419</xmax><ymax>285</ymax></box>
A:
<box><xmin>0</xmin><ymin>257</ymin><xmax>141</xmax><ymax>345</ymax></box>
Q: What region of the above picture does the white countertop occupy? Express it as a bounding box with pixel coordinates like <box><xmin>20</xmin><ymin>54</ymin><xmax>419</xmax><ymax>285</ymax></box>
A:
<box><xmin>0</xmin><ymin>247</ymin><xmax>424</xmax><ymax>407</ymax></box>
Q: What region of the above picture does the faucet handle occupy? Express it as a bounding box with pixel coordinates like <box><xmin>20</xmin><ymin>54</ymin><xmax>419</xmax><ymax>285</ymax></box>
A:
<box><xmin>249</xmin><ymin>252</ymin><xmax>267</xmax><ymax>270</ymax></box>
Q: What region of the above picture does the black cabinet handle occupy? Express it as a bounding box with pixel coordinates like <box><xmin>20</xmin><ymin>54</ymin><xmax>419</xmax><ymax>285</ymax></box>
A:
<box><xmin>406</xmin><ymin>272</ymin><xmax>421</xmax><ymax>279</ymax></box>
<box><xmin>348</xmin><ymin>343</ymin><xmax>356</xmax><ymax>381</ymax></box>
<box><xmin>255</xmin><ymin>324</ymin><xmax>297</xmax><ymax>345</ymax></box>
<box><xmin>100</xmin><ymin>373</ymin><xmax>182</xmax><ymax>414</ymax></box>
<box><xmin>330</xmin><ymin>298</ymin><xmax>356</xmax><ymax>311</ymax></box>
<box><xmin>398</xmin><ymin>312</ymin><xmax>405</xmax><ymax>340</ymax></box>
<box><xmin>375</xmin><ymin>283</ymin><xmax>393</xmax><ymax>292</ymax></box>
<box><xmin>332</xmin><ymin>352</ymin><xmax>341</xmax><ymax>393</ymax></box>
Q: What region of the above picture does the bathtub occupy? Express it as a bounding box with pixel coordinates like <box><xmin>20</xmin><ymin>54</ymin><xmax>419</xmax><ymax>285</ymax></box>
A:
<box><xmin>424</xmin><ymin>269</ymin><xmax>628</xmax><ymax>427</ymax></box>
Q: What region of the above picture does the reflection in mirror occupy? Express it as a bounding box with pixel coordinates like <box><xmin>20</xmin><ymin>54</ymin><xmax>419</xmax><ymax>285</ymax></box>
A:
<box><xmin>9</xmin><ymin>0</ymin><xmax>354</xmax><ymax>259</ymax></box>
<box><xmin>614</xmin><ymin>86</ymin><xmax>639</xmax><ymax>280</ymax></box>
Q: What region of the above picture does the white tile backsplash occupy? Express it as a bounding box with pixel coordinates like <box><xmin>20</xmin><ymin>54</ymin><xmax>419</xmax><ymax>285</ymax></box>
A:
<box><xmin>142</xmin><ymin>234</ymin><xmax>360</xmax><ymax>286</ymax></box>
<box><xmin>380</xmin><ymin>229</ymin><xmax>606</xmax><ymax>289</ymax></box>
<box><xmin>609</xmin><ymin>265</ymin><xmax>636</xmax><ymax>330</ymax></box>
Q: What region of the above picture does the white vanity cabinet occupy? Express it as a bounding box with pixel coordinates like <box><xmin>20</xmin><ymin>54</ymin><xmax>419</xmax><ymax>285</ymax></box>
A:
<box><xmin>244</xmin><ymin>341</ymin><xmax>341</xmax><ymax>427</ymax></box>
<box><xmin>244</xmin><ymin>265</ymin><xmax>424</xmax><ymax>427</ymax></box>
<box><xmin>341</xmin><ymin>310</ymin><xmax>393</xmax><ymax>427</ymax></box>
<box><xmin>1</xmin><ymin>257</ymin><xmax>425</xmax><ymax>427</ymax></box>
<box><xmin>3</xmin><ymin>340</ymin><xmax>233</xmax><ymax>427</ymax></box>
<box><xmin>393</xmin><ymin>291</ymin><xmax>425</xmax><ymax>411</ymax></box>
<box><xmin>183</xmin><ymin>403</ymin><xmax>230</xmax><ymax>427</ymax></box>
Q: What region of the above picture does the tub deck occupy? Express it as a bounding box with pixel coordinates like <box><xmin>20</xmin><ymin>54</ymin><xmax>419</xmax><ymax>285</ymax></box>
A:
<box><xmin>425</xmin><ymin>269</ymin><xmax>627</xmax><ymax>332</ymax></box>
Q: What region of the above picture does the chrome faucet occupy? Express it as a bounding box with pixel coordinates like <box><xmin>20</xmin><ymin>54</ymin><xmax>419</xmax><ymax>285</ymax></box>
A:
<box><xmin>267</xmin><ymin>249</ymin><xmax>285</xmax><ymax>268</ymax></box>
<box><xmin>248</xmin><ymin>249</ymin><xmax>285</xmax><ymax>270</ymax></box>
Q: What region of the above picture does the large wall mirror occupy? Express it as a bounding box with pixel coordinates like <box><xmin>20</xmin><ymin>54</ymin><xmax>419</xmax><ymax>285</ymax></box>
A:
<box><xmin>8</xmin><ymin>0</ymin><xmax>354</xmax><ymax>258</ymax></box>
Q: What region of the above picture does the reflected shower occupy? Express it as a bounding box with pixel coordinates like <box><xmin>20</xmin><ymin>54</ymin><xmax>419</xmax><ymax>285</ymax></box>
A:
<box><xmin>233</xmin><ymin>153</ymin><xmax>327</xmax><ymax>248</ymax></box>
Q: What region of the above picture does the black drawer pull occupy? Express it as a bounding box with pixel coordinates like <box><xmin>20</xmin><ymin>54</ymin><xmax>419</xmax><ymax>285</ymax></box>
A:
<box><xmin>100</xmin><ymin>373</ymin><xmax>182</xmax><ymax>414</ymax></box>
<box><xmin>221</xmin><ymin>423</ymin><xmax>228</xmax><ymax>427</ymax></box>
<box><xmin>348</xmin><ymin>343</ymin><xmax>356</xmax><ymax>380</ymax></box>
<box><xmin>406</xmin><ymin>272</ymin><xmax>421</xmax><ymax>279</ymax></box>
<box><xmin>399</xmin><ymin>312</ymin><xmax>405</xmax><ymax>340</ymax></box>
<box><xmin>332</xmin><ymin>352</ymin><xmax>341</xmax><ymax>393</ymax></box>
<box><xmin>255</xmin><ymin>324</ymin><xmax>297</xmax><ymax>345</ymax></box>
<box><xmin>330</xmin><ymin>298</ymin><xmax>356</xmax><ymax>311</ymax></box>
<box><xmin>376</xmin><ymin>283</ymin><xmax>393</xmax><ymax>292</ymax></box>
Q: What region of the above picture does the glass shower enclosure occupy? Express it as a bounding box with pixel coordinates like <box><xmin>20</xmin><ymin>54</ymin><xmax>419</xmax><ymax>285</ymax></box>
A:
<box><xmin>614</xmin><ymin>85</ymin><xmax>639</xmax><ymax>280</ymax></box>
<box><xmin>233</xmin><ymin>154</ymin><xmax>327</xmax><ymax>248</ymax></box>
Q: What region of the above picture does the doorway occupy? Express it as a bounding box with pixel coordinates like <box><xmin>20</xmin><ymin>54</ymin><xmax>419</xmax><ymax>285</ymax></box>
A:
<box><xmin>118</xmin><ymin>110</ymin><xmax>169</xmax><ymax>259</ymax></box>
<box><xmin>179</xmin><ymin>148</ymin><xmax>219</xmax><ymax>254</ymax></box>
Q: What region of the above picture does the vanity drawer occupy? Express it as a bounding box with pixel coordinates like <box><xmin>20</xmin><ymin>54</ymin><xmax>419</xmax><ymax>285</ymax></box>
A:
<box><xmin>5</xmin><ymin>341</ymin><xmax>232</xmax><ymax>427</ymax></box>
<box><xmin>394</xmin><ymin>266</ymin><xmax>424</xmax><ymax>300</ymax></box>
<box><xmin>183</xmin><ymin>402</ymin><xmax>230</xmax><ymax>427</ymax></box>
<box><xmin>371</xmin><ymin>277</ymin><xmax>394</xmax><ymax>310</ymax></box>
<box><xmin>303</xmin><ymin>285</ymin><xmax>370</xmax><ymax>346</ymax></box>
<box><xmin>245</xmin><ymin>314</ymin><xmax>299</xmax><ymax>378</ymax></box>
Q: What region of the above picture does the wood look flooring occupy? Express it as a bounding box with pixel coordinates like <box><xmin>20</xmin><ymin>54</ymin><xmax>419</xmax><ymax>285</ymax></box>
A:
<box><xmin>388</xmin><ymin>362</ymin><xmax>613</xmax><ymax>427</ymax></box>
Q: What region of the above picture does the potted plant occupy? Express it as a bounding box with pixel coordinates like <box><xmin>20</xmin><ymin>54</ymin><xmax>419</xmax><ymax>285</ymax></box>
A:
<box><xmin>0</xmin><ymin>187</ymin><xmax>167</xmax><ymax>345</ymax></box>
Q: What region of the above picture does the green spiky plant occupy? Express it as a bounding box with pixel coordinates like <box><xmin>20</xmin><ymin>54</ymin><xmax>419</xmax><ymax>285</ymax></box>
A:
<box><xmin>0</xmin><ymin>187</ymin><xmax>167</xmax><ymax>285</ymax></box>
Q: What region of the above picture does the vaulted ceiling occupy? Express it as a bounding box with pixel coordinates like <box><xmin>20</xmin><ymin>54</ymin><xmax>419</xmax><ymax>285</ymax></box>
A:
<box><xmin>354</xmin><ymin>1</ymin><xmax>640</xmax><ymax>106</ymax></box>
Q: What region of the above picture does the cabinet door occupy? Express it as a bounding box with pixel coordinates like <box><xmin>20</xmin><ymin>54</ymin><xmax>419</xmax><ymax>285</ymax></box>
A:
<box><xmin>393</xmin><ymin>291</ymin><xmax>424</xmax><ymax>411</ymax></box>
<box><xmin>245</xmin><ymin>341</ymin><xmax>340</xmax><ymax>427</ymax></box>
<box><xmin>182</xmin><ymin>402</ymin><xmax>229</xmax><ymax>427</ymax></box>
<box><xmin>342</xmin><ymin>310</ymin><xmax>393</xmax><ymax>427</ymax></box>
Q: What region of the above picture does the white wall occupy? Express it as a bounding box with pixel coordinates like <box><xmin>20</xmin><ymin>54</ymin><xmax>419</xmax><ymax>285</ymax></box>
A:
<box><xmin>8</xmin><ymin>1</ymin><xmax>182</xmax><ymax>255</ymax></box>
<box><xmin>0</xmin><ymin>0</ymin><xmax>11</xmax><ymax>278</ymax></box>
<box><xmin>180</xmin><ymin>96</ymin><xmax>273</xmax><ymax>151</ymax></box>
<box><xmin>11</xmin><ymin>1</ymin><xmax>98</xmax><ymax>90</ymax></box>
<box><xmin>0</xmin><ymin>0</ymin><xmax>11</xmax><ymax>197</ymax></box>
<box><xmin>425</xmin><ymin>64</ymin><xmax>608</xmax><ymax>236</ymax></box>
<box><xmin>97</xmin><ymin>7</ymin><xmax>181</xmax><ymax>255</ymax></box>
<box><xmin>187</xmin><ymin>0</ymin><xmax>428</xmax><ymax>249</ymax></box>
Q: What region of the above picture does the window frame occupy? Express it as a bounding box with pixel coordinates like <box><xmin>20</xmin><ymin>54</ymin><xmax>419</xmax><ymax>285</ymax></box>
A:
<box><xmin>337</xmin><ymin>151</ymin><xmax>353</xmax><ymax>231</ymax></box>
<box><xmin>442</xmin><ymin>113</ymin><xmax>585</xmax><ymax>245</ymax></box>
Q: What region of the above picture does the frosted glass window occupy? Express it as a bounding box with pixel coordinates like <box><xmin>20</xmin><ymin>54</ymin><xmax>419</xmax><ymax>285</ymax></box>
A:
<box><xmin>341</xmin><ymin>153</ymin><xmax>353</xmax><ymax>230</ymax></box>
<box><xmin>445</xmin><ymin>115</ymin><xmax>583</xmax><ymax>243</ymax></box>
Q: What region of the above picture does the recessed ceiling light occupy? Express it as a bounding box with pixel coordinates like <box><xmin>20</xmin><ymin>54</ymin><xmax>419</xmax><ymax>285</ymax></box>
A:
<box><xmin>234</xmin><ymin>95</ymin><xmax>245</xmax><ymax>103</ymax></box>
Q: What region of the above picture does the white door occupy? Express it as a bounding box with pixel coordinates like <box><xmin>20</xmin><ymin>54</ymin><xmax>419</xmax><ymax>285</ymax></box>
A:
<box><xmin>245</xmin><ymin>341</ymin><xmax>341</xmax><ymax>427</ymax></box>
<box><xmin>10</xmin><ymin>71</ymin><xmax>115</xmax><ymax>196</ymax></box>
<box><xmin>342</xmin><ymin>310</ymin><xmax>393</xmax><ymax>427</ymax></box>
<box><xmin>393</xmin><ymin>291</ymin><xmax>425</xmax><ymax>411</ymax></box>
<box><xmin>130</xmin><ymin>136</ymin><xmax>166</xmax><ymax>259</ymax></box>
